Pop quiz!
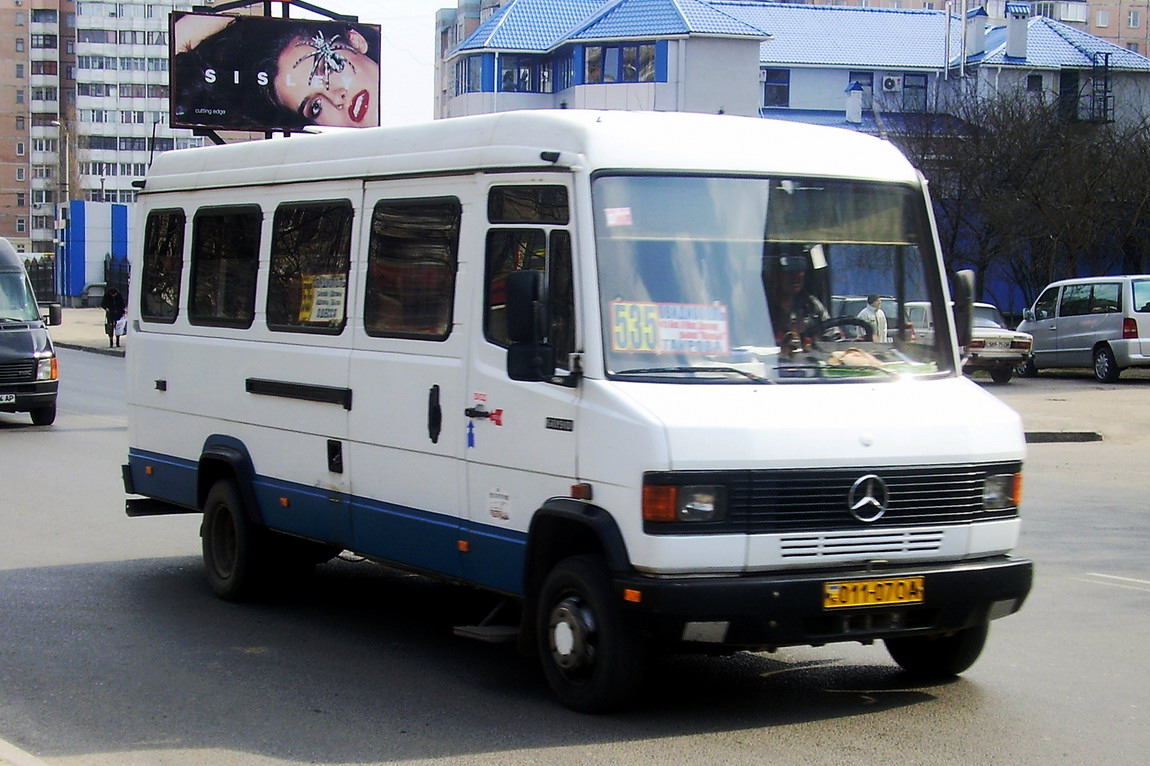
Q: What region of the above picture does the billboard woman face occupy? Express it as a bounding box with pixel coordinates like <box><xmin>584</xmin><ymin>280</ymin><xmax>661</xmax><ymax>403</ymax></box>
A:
<box><xmin>272</xmin><ymin>28</ymin><xmax>381</xmax><ymax>128</ymax></box>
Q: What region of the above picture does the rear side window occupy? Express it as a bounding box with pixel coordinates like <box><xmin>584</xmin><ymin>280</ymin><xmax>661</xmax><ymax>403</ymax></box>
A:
<box><xmin>364</xmin><ymin>199</ymin><xmax>460</xmax><ymax>340</ymax></box>
<box><xmin>266</xmin><ymin>201</ymin><xmax>353</xmax><ymax>334</ymax></box>
<box><xmin>140</xmin><ymin>210</ymin><xmax>185</xmax><ymax>323</ymax></box>
<box><xmin>1060</xmin><ymin>283</ymin><xmax>1121</xmax><ymax>317</ymax></box>
<box><xmin>189</xmin><ymin>206</ymin><xmax>262</xmax><ymax>328</ymax></box>
<box><xmin>1134</xmin><ymin>280</ymin><xmax>1150</xmax><ymax>313</ymax></box>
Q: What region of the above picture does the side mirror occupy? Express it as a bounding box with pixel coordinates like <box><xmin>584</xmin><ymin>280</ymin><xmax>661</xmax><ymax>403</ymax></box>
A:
<box><xmin>39</xmin><ymin>302</ymin><xmax>63</xmax><ymax>327</ymax></box>
<box><xmin>505</xmin><ymin>270</ymin><xmax>546</xmax><ymax>343</ymax></box>
<box><xmin>952</xmin><ymin>269</ymin><xmax>975</xmax><ymax>349</ymax></box>
<box><xmin>504</xmin><ymin>270</ymin><xmax>557</xmax><ymax>382</ymax></box>
<box><xmin>1022</xmin><ymin>308</ymin><xmax>1035</xmax><ymax>322</ymax></box>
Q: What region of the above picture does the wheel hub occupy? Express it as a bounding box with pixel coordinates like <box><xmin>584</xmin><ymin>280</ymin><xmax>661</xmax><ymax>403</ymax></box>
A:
<box><xmin>548</xmin><ymin>596</ymin><xmax>596</xmax><ymax>674</ymax></box>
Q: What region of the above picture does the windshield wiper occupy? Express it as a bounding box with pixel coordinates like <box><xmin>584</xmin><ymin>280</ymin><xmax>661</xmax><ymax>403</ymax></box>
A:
<box><xmin>614</xmin><ymin>366</ymin><xmax>775</xmax><ymax>383</ymax></box>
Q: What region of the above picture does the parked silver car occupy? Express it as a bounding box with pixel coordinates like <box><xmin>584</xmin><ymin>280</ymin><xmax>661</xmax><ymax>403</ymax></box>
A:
<box><xmin>1016</xmin><ymin>275</ymin><xmax>1150</xmax><ymax>382</ymax></box>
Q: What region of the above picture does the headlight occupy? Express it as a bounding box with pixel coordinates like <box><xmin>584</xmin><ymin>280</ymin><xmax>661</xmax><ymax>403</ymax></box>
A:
<box><xmin>35</xmin><ymin>355</ymin><xmax>58</xmax><ymax>382</ymax></box>
<box><xmin>642</xmin><ymin>484</ymin><xmax>727</xmax><ymax>523</ymax></box>
<box><xmin>984</xmin><ymin>472</ymin><xmax>1022</xmax><ymax>511</ymax></box>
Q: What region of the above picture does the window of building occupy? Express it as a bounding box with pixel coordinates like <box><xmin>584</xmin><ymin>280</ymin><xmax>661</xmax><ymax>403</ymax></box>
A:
<box><xmin>189</xmin><ymin>207</ymin><xmax>262</xmax><ymax>328</ymax></box>
<box><xmin>364</xmin><ymin>199</ymin><xmax>461</xmax><ymax>339</ymax></box>
<box><xmin>16</xmin><ymin>167</ymin><xmax>25</xmax><ymax>181</ymax></box>
<box><xmin>1128</xmin><ymin>42</ymin><xmax>1141</xmax><ymax>53</ymax></box>
<box><xmin>15</xmin><ymin>116</ymin><xmax>25</xmax><ymax>130</ymax></box>
<box><xmin>16</xmin><ymin>219</ymin><xmax>26</xmax><ymax>233</ymax></box>
<box><xmin>15</xmin><ymin>11</ymin><xmax>24</xmax><ymax>26</ymax></box>
<box><xmin>33</xmin><ymin>165</ymin><xmax>52</xmax><ymax>179</ymax></box>
<box><xmin>15</xmin><ymin>90</ymin><xmax>24</xmax><ymax>104</ymax></box>
<box><xmin>584</xmin><ymin>43</ymin><xmax>656</xmax><ymax>84</ymax></box>
<box><xmin>762</xmin><ymin>68</ymin><xmax>790</xmax><ymax>107</ymax></box>
<box><xmin>31</xmin><ymin>34</ymin><xmax>57</xmax><ymax>49</ymax></box>
<box><xmin>31</xmin><ymin>9</ymin><xmax>58</xmax><ymax>23</ymax></box>
<box><xmin>267</xmin><ymin>201</ymin><xmax>354</xmax><ymax>333</ymax></box>
<box><xmin>500</xmin><ymin>55</ymin><xmax>550</xmax><ymax>93</ymax></box>
<box><xmin>140</xmin><ymin>210</ymin><xmax>185</xmax><ymax>323</ymax></box>
<box><xmin>16</xmin><ymin>142</ymin><xmax>24</xmax><ymax>156</ymax></box>
<box><xmin>32</xmin><ymin>87</ymin><xmax>58</xmax><ymax>102</ymax></box>
<box><xmin>1097</xmin><ymin>9</ymin><xmax>1110</xmax><ymax>27</ymax></box>
<box><xmin>15</xmin><ymin>63</ymin><xmax>23</xmax><ymax>78</ymax></box>
<box><xmin>32</xmin><ymin>190</ymin><xmax>53</xmax><ymax>204</ymax></box>
<box><xmin>15</xmin><ymin>38</ymin><xmax>23</xmax><ymax>52</ymax></box>
<box><xmin>1027</xmin><ymin>74</ymin><xmax>1043</xmax><ymax>91</ymax></box>
<box><xmin>31</xmin><ymin>61</ymin><xmax>58</xmax><ymax>75</ymax></box>
<box><xmin>585</xmin><ymin>46</ymin><xmax>603</xmax><ymax>83</ymax></box>
<box><xmin>903</xmin><ymin>73</ymin><xmax>928</xmax><ymax>111</ymax></box>
<box><xmin>1130</xmin><ymin>10</ymin><xmax>1142</xmax><ymax>28</ymax></box>
<box><xmin>16</xmin><ymin>193</ymin><xmax>26</xmax><ymax>207</ymax></box>
<box><xmin>33</xmin><ymin>215</ymin><xmax>52</xmax><ymax>230</ymax></box>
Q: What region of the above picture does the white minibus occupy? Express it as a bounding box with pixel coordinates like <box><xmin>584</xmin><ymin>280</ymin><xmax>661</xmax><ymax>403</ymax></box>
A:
<box><xmin>123</xmin><ymin>110</ymin><xmax>1032</xmax><ymax>712</ymax></box>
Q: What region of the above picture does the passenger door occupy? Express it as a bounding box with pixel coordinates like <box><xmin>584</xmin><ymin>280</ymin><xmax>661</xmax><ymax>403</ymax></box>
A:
<box><xmin>462</xmin><ymin>183</ymin><xmax>580</xmax><ymax>594</ymax></box>
<box><xmin>1028</xmin><ymin>285</ymin><xmax>1060</xmax><ymax>367</ymax></box>
<box><xmin>346</xmin><ymin>184</ymin><xmax>468</xmax><ymax>578</ymax></box>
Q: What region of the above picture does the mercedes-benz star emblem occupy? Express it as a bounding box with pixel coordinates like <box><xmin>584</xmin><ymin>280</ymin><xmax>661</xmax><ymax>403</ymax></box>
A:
<box><xmin>848</xmin><ymin>474</ymin><xmax>889</xmax><ymax>522</ymax></box>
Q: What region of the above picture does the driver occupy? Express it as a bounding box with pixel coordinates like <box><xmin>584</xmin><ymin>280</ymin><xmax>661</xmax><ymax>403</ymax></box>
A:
<box><xmin>765</xmin><ymin>245</ymin><xmax>829</xmax><ymax>349</ymax></box>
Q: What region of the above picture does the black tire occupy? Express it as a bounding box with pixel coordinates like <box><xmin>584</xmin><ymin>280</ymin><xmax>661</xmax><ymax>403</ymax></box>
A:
<box><xmin>1093</xmin><ymin>345</ymin><xmax>1121</xmax><ymax>383</ymax></box>
<box><xmin>990</xmin><ymin>365</ymin><xmax>1013</xmax><ymax>385</ymax></box>
<box><xmin>201</xmin><ymin>479</ymin><xmax>268</xmax><ymax>601</ymax></box>
<box><xmin>1015</xmin><ymin>358</ymin><xmax>1037</xmax><ymax>378</ymax></box>
<box><xmin>30</xmin><ymin>404</ymin><xmax>56</xmax><ymax>426</ymax></box>
<box><xmin>536</xmin><ymin>555</ymin><xmax>646</xmax><ymax>713</ymax></box>
<box><xmin>885</xmin><ymin>623</ymin><xmax>989</xmax><ymax>678</ymax></box>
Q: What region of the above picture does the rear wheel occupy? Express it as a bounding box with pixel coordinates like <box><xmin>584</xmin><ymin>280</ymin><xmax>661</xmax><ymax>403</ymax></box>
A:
<box><xmin>536</xmin><ymin>555</ymin><xmax>646</xmax><ymax>713</ymax></box>
<box><xmin>885</xmin><ymin>623</ymin><xmax>988</xmax><ymax>678</ymax></box>
<box><xmin>30</xmin><ymin>404</ymin><xmax>56</xmax><ymax>426</ymax></box>
<box><xmin>1093</xmin><ymin>345</ymin><xmax>1121</xmax><ymax>383</ymax></box>
<box><xmin>990</xmin><ymin>365</ymin><xmax>1013</xmax><ymax>384</ymax></box>
<box><xmin>1015</xmin><ymin>358</ymin><xmax>1037</xmax><ymax>378</ymax></box>
<box><xmin>201</xmin><ymin>479</ymin><xmax>268</xmax><ymax>601</ymax></box>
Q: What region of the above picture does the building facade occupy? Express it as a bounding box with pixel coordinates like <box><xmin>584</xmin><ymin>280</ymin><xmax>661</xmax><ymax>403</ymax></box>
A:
<box><xmin>0</xmin><ymin>0</ymin><xmax>207</xmax><ymax>255</ymax></box>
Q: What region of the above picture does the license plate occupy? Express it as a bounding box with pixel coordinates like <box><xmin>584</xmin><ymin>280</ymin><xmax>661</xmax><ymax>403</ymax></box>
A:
<box><xmin>0</xmin><ymin>394</ymin><xmax>14</xmax><ymax>404</ymax></box>
<box><xmin>985</xmin><ymin>339</ymin><xmax>1010</xmax><ymax>349</ymax></box>
<box><xmin>824</xmin><ymin>577</ymin><xmax>924</xmax><ymax>609</ymax></box>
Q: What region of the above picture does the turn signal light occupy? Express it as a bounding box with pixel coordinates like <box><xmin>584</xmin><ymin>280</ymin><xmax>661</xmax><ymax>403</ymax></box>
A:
<box><xmin>642</xmin><ymin>485</ymin><xmax>678</xmax><ymax>522</ymax></box>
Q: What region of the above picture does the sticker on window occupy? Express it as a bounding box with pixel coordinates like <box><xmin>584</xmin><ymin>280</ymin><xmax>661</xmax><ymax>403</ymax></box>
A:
<box><xmin>611</xmin><ymin>301</ymin><xmax>730</xmax><ymax>354</ymax></box>
<box><xmin>298</xmin><ymin>274</ymin><xmax>347</xmax><ymax>323</ymax></box>
<box><xmin>604</xmin><ymin>207</ymin><xmax>633</xmax><ymax>227</ymax></box>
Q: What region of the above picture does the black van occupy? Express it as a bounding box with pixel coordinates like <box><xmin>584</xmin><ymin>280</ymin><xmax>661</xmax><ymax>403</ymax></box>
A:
<box><xmin>0</xmin><ymin>238</ymin><xmax>59</xmax><ymax>425</ymax></box>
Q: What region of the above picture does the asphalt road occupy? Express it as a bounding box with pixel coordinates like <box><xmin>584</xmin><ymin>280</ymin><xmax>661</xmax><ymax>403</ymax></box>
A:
<box><xmin>1</xmin><ymin>351</ymin><xmax>1148</xmax><ymax>765</ymax></box>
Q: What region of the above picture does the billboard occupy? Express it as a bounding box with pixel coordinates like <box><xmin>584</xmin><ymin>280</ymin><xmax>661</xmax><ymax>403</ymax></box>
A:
<box><xmin>169</xmin><ymin>12</ymin><xmax>382</xmax><ymax>132</ymax></box>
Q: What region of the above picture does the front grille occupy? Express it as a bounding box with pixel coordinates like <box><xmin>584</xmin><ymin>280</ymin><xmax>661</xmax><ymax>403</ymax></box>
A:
<box><xmin>645</xmin><ymin>462</ymin><xmax>1021</xmax><ymax>535</ymax></box>
<box><xmin>0</xmin><ymin>360</ymin><xmax>35</xmax><ymax>384</ymax></box>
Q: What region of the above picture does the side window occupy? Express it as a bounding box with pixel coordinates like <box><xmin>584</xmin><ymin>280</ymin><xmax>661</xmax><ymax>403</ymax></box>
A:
<box><xmin>1059</xmin><ymin>284</ymin><xmax>1092</xmax><ymax>318</ymax></box>
<box><xmin>189</xmin><ymin>206</ymin><xmax>261</xmax><ymax>328</ymax></box>
<box><xmin>484</xmin><ymin>185</ymin><xmax>574</xmax><ymax>363</ymax></box>
<box><xmin>1090</xmin><ymin>283</ymin><xmax>1121</xmax><ymax>313</ymax></box>
<box><xmin>139</xmin><ymin>209</ymin><xmax>184</xmax><ymax>323</ymax></box>
<box><xmin>1034</xmin><ymin>286</ymin><xmax>1059</xmax><ymax>319</ymax></box>
<box><xmin>266</xmin><ymin>201</ymin><xmax>353</xmax><ymax>333</ymax></box>
<box><xmin>1133</xmin><ymin>280</ymin><xmax>1150</xmax><ymax>312</ymax></box>
<box><xmin>364</xmin><ymin>199</ymin><xmax>460</xmax><ymax>339</ymax></box>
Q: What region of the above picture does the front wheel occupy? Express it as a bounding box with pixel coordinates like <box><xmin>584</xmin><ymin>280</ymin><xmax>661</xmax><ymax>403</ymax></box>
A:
<box><xmin>1093</xmin><ymin>345</ymin><xmax>1121</xmax><ymax>383</ymax></box>
<box><xmin>885</xmin><ymin>623</ymin><xmax>988</xmax><ymax>678</ymax></box>
<box><xmin>536</xmin><ymin>555</ymin><xmax>646</xmax><ymax>713</ymax></box>
<box><xmin>30</xmin><ymin>404</ymin><xmax>56</xmax><ymax>426</ymax></box>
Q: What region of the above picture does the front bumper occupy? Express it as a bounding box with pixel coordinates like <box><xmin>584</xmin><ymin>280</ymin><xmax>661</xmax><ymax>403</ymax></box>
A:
<box><xmin>0</xmin><ymin>382</ymin><xmax>58</xmax><ymax>413</ymax></box>
<box><xmin>614</xmin><ymin>555</ymin><xmax>1032</xmax><ymax>648</ymax></box>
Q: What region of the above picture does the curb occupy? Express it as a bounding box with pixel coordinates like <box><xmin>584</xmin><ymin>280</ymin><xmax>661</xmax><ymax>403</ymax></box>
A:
<box><xmin>54</xmin><ymin>342</ymin><xmax>126</xmax><ymax>358</ymax></box>
<box><xmin>1025</xmin><ymin>431</ymin><xmax>1104</xmax><ymax>444</ymax></box>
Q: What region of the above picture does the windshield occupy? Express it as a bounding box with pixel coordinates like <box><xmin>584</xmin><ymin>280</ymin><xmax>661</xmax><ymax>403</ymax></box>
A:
<box><xmin>0</xmin><ymin>271</ymin><xmax>40</xmax><ymax>323</ymax></box>
<box><xmin>593</xmin><ymin>174</ymin><xmax>953</xmax><ymax>382</ymax></box>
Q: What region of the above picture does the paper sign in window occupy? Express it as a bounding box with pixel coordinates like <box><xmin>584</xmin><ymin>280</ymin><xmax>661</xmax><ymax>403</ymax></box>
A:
<box><xmin>611</xmin><ymin>301</ymin><xmax>730</xmax><ymax>354</ymax></box>
<box><xmin>298</xmin><ymin>274</ymin><xmax>347</xmax><ymax>324</ymax></box>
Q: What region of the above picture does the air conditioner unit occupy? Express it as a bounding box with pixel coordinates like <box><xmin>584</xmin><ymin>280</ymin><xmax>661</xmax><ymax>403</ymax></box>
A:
<box><xmin>881</xmin><ymin>76</ymin><xmax>903</xmax><ymax>93</ymax></box>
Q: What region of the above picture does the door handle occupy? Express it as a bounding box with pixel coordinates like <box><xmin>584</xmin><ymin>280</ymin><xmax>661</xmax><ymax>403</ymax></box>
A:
<box><xmin>465</xmin><ymin>406</ymin><xmax>503</xmax><ymax>425</ymax></box>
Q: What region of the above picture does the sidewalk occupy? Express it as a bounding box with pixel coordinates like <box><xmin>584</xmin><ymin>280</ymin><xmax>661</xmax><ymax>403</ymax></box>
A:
<box><xmin>50</xmin><ymin>308</ymin><xmax>125</xmax><ymax>358</ymax></box>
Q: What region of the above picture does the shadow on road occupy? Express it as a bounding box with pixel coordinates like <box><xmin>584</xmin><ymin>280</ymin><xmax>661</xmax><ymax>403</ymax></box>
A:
<box><xmin>0</xmin><ymin>556</ymin><xmax>946</xmax><ymax>763</ymax></box>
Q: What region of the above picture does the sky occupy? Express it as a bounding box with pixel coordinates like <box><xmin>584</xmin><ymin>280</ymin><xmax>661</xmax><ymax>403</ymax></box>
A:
<box><xmin>299</xmin><ymin>0</ymin><xmax>459</xmax><ymax>126</ymax></box>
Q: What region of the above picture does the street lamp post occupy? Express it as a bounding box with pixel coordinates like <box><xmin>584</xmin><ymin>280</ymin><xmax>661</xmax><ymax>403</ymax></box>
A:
<box><xmin>51</xmin><ymin>119</ymin><xmax>70</xmax><ymax>304</ymax></box>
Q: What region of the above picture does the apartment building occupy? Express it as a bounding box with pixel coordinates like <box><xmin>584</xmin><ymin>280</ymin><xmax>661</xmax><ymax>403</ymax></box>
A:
<box><xmin>0</xmin><ymin>0</ymin><xmax>208</xmax><ymax>253</ymax></box>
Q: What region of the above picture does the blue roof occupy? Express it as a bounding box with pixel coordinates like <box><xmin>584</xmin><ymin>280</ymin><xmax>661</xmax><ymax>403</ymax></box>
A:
<box><xmin>713</xmin><ymin>3</ymin><xmax>956</xmax><ymax>70</ymax></box>
<box><xmin>979</xmin><ymin>16</ymin><xmax>1150</xmax><ymax>70</ymax></box>
<box><xmin>456</xmin><ymin>0</ymin><xmax>613</xmax><ymax>52</ymax></box>
<box><xmin>569</xmin><ymin>0</ymin><xmax>769</xmax><ymax>41</ymax></box>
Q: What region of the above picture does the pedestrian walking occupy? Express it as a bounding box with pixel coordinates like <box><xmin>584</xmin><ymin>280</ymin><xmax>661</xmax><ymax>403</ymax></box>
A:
<box><xmin>101</xmin><ymin>287</ymin><xmax>127</xmax><ymax>348</ymax></box>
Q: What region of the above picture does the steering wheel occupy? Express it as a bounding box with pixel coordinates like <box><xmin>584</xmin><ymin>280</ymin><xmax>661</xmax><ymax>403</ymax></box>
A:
<box><xmin>803</xmin><ymin>317</ymin><xmax>874</xmax><ymax>346</ymax></box>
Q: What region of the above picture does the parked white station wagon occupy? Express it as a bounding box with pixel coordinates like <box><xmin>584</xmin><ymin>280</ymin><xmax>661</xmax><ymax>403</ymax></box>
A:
<box><xmin>1017</xmin><ymin>275</ymin><xmax>1150</xmax><ymax>382</ymax></box>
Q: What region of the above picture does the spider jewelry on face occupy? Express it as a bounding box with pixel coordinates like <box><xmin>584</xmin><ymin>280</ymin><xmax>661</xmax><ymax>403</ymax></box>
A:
<box><xmin>293</xmin><ymin>31</ymin><xmax>358</xmax><ymax>90</ymax></box>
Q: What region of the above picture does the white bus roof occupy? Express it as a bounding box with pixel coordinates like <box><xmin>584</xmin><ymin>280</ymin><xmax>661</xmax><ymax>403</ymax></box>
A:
<box><xmin>142</xmin><ymin>110</ymin><xmax>922</xmax><ymax>194</ymax></box>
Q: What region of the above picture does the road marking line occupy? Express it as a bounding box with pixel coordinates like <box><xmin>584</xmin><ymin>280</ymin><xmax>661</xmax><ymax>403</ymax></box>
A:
<box><xmin>1086</xmin><ymin>572</ymin><xmax>1150</xmax><ymax>586</ymax></box>
<box><xmin>1075</xmin><ymin>574</ymin><xmax>1150</xmax><ymax>593</ymax></box>
<box><xmin>0</xmin><ymin>737</ymin><xmax>53</xmax><ymax>766</ymax></box>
